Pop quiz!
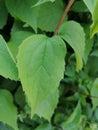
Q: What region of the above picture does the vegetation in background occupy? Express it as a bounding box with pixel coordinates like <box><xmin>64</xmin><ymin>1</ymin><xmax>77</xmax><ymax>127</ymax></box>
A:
<box><xmin>0</xmin><ymin>0</ymin><xmax>98</xmax><ymax>129</ymax></box>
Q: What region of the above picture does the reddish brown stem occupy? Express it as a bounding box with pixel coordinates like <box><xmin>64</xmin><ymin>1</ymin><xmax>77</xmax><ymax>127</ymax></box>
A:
<box><xmin>54</xmin><ymin>0</ymin><xmax>75</xmax><ymax>35</ymax></box>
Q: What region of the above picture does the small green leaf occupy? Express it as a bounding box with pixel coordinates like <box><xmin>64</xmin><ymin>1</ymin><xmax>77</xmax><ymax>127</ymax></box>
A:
<box><xmin>0</xmin><ymin>89</ymin><xmax>18</xmax><ymax>130</ymax></box>
<box><xmin>71</xmin><ymin>1</ymin><xmax>88</xmax><ymax>13</ymax></box>
<box><xmin>61</xmin><ymin>102</ymin><xmax>81</xmax><ymax>130</ymax></box>
<box><xmin>90</xmin><ymin>0</ymin><xmax>98</xmax><ymax>37</ymax></box>
<box><xmin>91</xmin><ymin>78</ymin><xmax>98</xmax><ymax>109</ymax></box>
<box><xmin>0</xmin><ymin>35</ymin><xmax>18</xmax><ymax>80</ymax></box>
<box><xmin>59</xmin><ymin>21</ymin><xmax>85</xmax><ymax>71</ymax></box>
<box><xmin>33</xmin><ymin>0</ymin><xmax>55</xmax><ymax>7</ymax></box>
<box><xmin>17</xmin><ymin>35</ymin><xmax>66</xmax><ymax>120</ymax></box>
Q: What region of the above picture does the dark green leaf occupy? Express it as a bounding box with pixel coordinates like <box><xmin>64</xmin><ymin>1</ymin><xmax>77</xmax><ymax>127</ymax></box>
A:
<box><xmin>61</xmin><ymin>102</ymin><xmax>81</xmax><ymax>130</ymax></box>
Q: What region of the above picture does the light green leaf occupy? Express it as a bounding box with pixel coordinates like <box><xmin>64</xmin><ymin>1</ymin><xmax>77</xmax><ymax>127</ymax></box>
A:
<box><xmin>61</xmin><ymin>102</ymin><xmax>81</xmax><ymax>130</ymax></box>
<box><xmin>34</xmin><ymin>0</ymin><xmax>55</xmax><ymax>7</ymax></box>
<box><xmin>0</xmin><ymin>0</ymin><xmax>8</xmax><ymax>29</ymax></box>
<box><xmin>0</xmin><ymin>89</ymin><xmax>18</xmax><ymax>130</ymax></box>
<box><xmin>91</xmin><ymin>78</ymin><xmax>98</xmax><ymax>109</ymax></box>
<box><xmin>17</xmin><ymin>35</ymin><xmax>66</xmax><ymax>120</ymax></box>
<box><xmin>90</xmin><ymin>0</ymin><xmax>98</xmax><ymax>37</ymax></box>
<box><xmin>37</xmin><ymin>0</ymin><xmax>66</xmax><ymax>32</ymax></box>
<box><xmin>59</xmin><ymin>21</ymin><xmax>85</xmax><ymax>71</ymax></box>
<box><xmin>5</xmin><ymin>0</ymin><xmax>39</xmax><ymax>32</ymax></box>
<box><xmin>0</xmin><ymin>35</ymin><xmax>18</xmax><ymax>80</ymax></box>
<box><xmin>83</xmin><ymin>0</ymin><xmax>96</xmax><ymax>14</ymax></box>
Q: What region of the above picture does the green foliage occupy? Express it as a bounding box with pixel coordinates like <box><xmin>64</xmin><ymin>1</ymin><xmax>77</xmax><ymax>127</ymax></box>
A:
<box><xmin>91</xmin><ymin>78</ymin><xmax>98</xmax><ymax>109</ymax></box>
<box><xmin>0</xmin><ymin>90</ymin><xmax>18</xmax><ymax>130</ymax></box>
<box><xmin>61</xmin><ymin>102</ymin><xmax>81</xmax><ymax>130</ymax></box>
<box><xmin>0</xmin><ymin>0</ymin><xmax>98</xmax><ymax>129</ymax></box>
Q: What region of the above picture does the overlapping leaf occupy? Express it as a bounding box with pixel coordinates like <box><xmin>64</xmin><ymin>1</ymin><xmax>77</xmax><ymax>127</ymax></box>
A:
<box><xmin>61</xmin><ymin>102</ymin><xmax>81</xmax><ymax>130</ymax></box>
<box><xmin>59</xmin><ymin>21</ymin><xmax>85</xmax><ymax>71</ymax></box>
<box><xmin>0</xmin><ymin>89</ymin><xmax>18</xmax><ymax>130</ymax></box>
<box><xmin>0</xmin><ymin>35</ymin><xmax>18</xmax><ymax>80</ymax></box>
<box><xmin>5</xmin><ymin>0</ymin><xmax>65</xmax><ymax>32</ymax></box>
<box><xmin>17</xmin><ymin>35</ymin><xmax>66</xmax><ymax>120</ymax></box>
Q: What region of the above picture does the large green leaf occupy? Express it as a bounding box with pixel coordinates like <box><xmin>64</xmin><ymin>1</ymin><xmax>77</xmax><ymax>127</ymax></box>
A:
<box><xmin>0</xmin><ymin>89</ymin><xmax>18</xmax><ymax>130</ymax></box>
<box><xmin>90</xmin><ymin>0</ymin><xmax>98</xmax><ymax>37</ymax></box>
<box><xmin>17</xmin><ymin>35</ymin><xmax>66</xmax><ymax>120</ymax></box>
<box><xmin>0</xmin><ymin>0</ymin><xmax>8</xmax><ymax>29</ymax></box>
<box><xmin>0</xmin><ymin>35</ymin><xmax>18</xmax><ymax>80</ymax></box>
<box><xmin>91</xmin><ymin>78</ymin><xmax>98</xmax><ymax>109</ymax></box>
<box><xmin>61</xmin><ymin>102</ymin><xmax>81</xmax><ymax>130</ymax></box>
<box><xmin>5</xmin><ymin>0</ymin><xmax>39</xmax><ymax>32</ymax></box>
<box><xmin>83</xmin><ymin>0</ymin><xmax>96</xmax><ymax>14</ymax></box>
<box><xmin>59</xmin><ymin>21</ymin><xmax>85</xmax><ymax>71</ymax></box>
<box><xmin>34</xmin><ymin>0</ymin><xmax>55</xmax><ymax>6</ymax></box>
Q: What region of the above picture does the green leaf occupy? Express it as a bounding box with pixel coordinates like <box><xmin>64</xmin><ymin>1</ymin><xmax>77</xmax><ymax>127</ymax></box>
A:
<box><xmin>34</xmin><ymin>0</ymin><xmax>55</xmax><ymax>7</ymax></box>
<box><xmin>37</xmin><ymin>0</ymin><xmax>66</xmax><ymax>32</ymax></box>
<box><xmin>83</xmin><ymin>0</ymin><xmax>96</xmax><ymax>14</ymax></box>
<box><xmin>17</xmin><ymin>35</ymin><xmax>66</xmax><ymax>120</ymax></box>
<box><xmin>0</xmin><ymin>35</ymin><xmax>18</xmax><ymax>80</ymax></box>
<box><xmin>91</xmin><ymin>78</ymin><xmax>98</xmax><ymax>109</ymax></box>
<box><xmin>83</xmin><ymin>26</ymin><xmax>94</xmax><ymax>63</ymax></box>
<box><xmin>61</xmin><ymin>102</ymin><xmax>81</xmax><ymax>130</ymax></box>
<box><xmin>0</xmin><ymin>0</ymin><xmax>8</xmax><ymax>29</ymax></box>
<box><xmin>59</xmin><ymin>21</ymin><xmax>85</xmax><ymax>71</ymax></box>
<box><xmin>5</xmin><ymin>0</ymin><xmax>39</xmax><ymax>32</ymax></box>
<box><xmin>90</xmin><ymin>0</ymin><xmax>98</xmax><ymax>37</ymax></box>
<box><xmin>0</xmin><ymin>89</ymin><xmax>18</xmax><ymax>130</ymax></box>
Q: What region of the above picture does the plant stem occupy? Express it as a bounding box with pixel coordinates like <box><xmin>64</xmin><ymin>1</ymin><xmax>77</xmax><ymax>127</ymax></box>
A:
<box><xmin>54</xmin><ymin>0</ymin><xmax>75</xmax><ymax>35</ymax></box>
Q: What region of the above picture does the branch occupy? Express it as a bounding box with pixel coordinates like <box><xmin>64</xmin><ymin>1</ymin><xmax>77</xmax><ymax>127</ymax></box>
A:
<box><xmin>54</xmin><ymin>0</ymin><xmax>75</xmax><ymax>35</ymax></box>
